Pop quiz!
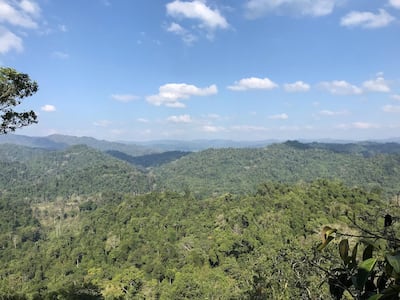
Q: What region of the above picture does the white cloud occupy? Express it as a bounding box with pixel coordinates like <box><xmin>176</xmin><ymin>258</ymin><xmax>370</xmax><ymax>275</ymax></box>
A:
<box><xmin>389</xmin><ymin>0</ymin><xmax>400</xmax><ymax>9</ymax></box>
<box><xmin>111</xmin><ymin>94</ymin><xmax>139</xmax><ymax>102</ymax></box>
<box><xmin>166</xmin><ymin>22</ymin><xmax>197</xmax><ymax>44</ymax></box>
<box><xmin>202</xmin><ymin>125</ymin><xmax>225</xmax><ymax>132</ymax></box>
<box><xmin>283</xmin><ymin>81</ymin><xmax>310</xmax><ymax>92</ymax></box>
<box><xmin>93</xmin><ymin>120</ymin><xmax>112</xmax><ymax>127</ymax></box>
<box><xmin>167</xmin><ymin>114</ymin><xmax>192</xmax><ymax>123</ymax></box>
<box><xmin>147</xmin><ymin>83</ymin><xmax>217</xmax><ymax>108</ymax></box>
<box><xmin>245</xmin><ymin>0</ymin><xmax>339</xmax><ymax>18</ymax></box>
<box><xmin>58</xmin><ymin>24</ymin><xmax>68</xmax><ymax>32</ymax></box>
<box><xmin>0</xmin><ymin>0</ymin><xmax>39</xmax><ymax>28</ymax></box>
<box><xmin>319</xmin><ymin>110</ymin><xmax>349</xmax><ymax>116</ymax></box>
<box><xmin>137</xmin><ymin>118</ymin><xmax>149</xmax><ymax>123</ymax></box>
<box><xmin>228</xmin><ymin>77</ymin><xmax>278</xmax><ymax>91</ymax></box>
<box><xmin>391</xmin><ymin>94</ymin><xmax>400</xmax><ymax>101</ymax></box>
<box><xmin>383</xmin><ymin>105</ymin><xmax>400</xmax><ymax>113</ymax></box>
<box><xmin>337</xmin><ymin>122</ymin><xmax>379</xmax><ymax>129</ymax></box>
<box><xmin>19</xmin><ymin>0</ymin><xmax>40</xmax><ymax>17</ymax></box>
<box><xmin>166</xmin><ymin>0</ymin><xmax>228</xmax><ymax>30</ymax></box>
<box><xmin>319</xmin><ymin>80</ymin><xmax>362</xmax><ymax>95</ymax></box>
<box><xmin>268</xmin><ymin>113</ymin><xmax>288</xmax><ymax>120</ymax></box>
<box><xmin>0</xmin><ymin>27</ymin><xmax>22</xmax><ymax>53</ymax></box>
<box><xmin>41</xmin><ymin>104</ymin><xmax>56</xmax><ymax>112</ymax></box>
<box><xmin>340</xmin><ymin>9</ymin><xmax>395</xmax><ymax>29</ymax></box>
<box><xmin>362</xmin><ymin>76</ymin><xmax>390</xmax><ymax>92</ymax></box>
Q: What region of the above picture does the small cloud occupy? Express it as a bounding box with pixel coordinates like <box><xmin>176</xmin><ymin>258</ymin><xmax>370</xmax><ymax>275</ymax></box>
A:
<box><xmin>166</xmin><ymin>22</ymin><xmax>197</xmax><ymax>45</ymax></box>
<box><xmin>137</xmin><ymin>118</ymin><xmax>149</xmax><ymax>123</ymax></box>
<box><xmin>52</xmin><ymin>51</ymin><xmax>69</xmax><ymax>59</ymax></box>
<box><xmin>389</xmin><ymin>0</ymin><xmax>400</xmax><ymax>9</ymax></box>
<box><xmin>167</xmin><ymin>114</ymin><xmax>192</xmax><ymax>123</ymax></box>
<box><xmin>147</xmin><ymin>83</ymin><xmax>217</xmax><ymax>108</ymax></box>
<box><xmin>111</xmin><ymin>94</ymin><xmax>139</xmax><ymax>103</ymax></box>
<box><xmin>340</xmin><ymin>9</ymin><xmax>395</xmax><ymax>29</ymax></box>
<box><xmin>41</xmin><ymin>104</ymin><xmax>56</xmax><ymax>112</ymax></box>
<box><xmin>319</xmin><ymin>80</ymin><xmax>362</xmax><ymax>95</ymax></box>
<box><xmin>19</xmin><ymin>0</ymin><xmax>41</xmax><ymax>17</ymax></box>
<box><xmin>319</xmin><ymin>110</ymin><xmax>349</xmax><ymax>116</ymax></box>
<box><xmin>383</xmin><ymin>105</ymin><xmax>400</xmax><ymax>113</ymax></box>
<box><xmin>93</xmin><ymin>120</ymin><xmax>112</xmax><ymax>127</ymax></box>
<box><xmin>245</xmin><ymin>0</ymin><xmax>339</xmax><ymax>19</ymax></box>
<box><xmin>0</xmin><ymin>28</ymin><xmax>23</xmax><ymax>54</ymax></box>
<box><xmin>362</xmin><ymin>76</ymin><xmax>390</xmax><ymax>92</ymax></box>
<box><xmin>58</xmin><ymin>24</ymin><xmax>68</xmax><ymax>32</ymax></box>
<box><xmin>202</xmin><ymin>125</ymin><xmax>225</xmax><ymax>132</ymax></box>
<box><xmin>166</xmin><ymin>0</ymin><xmax>228</xmax><ymax>30</ymax></box>
<box><xmin>337</xmin><ymin>122</ymin><xmax>379</xmax><ymax>129</ymax></box>
<box><xmin>228</xmin><ymin>77</ymin><xmax>278</xmax><ymax>91</ymax></box>
<box><xmin>391</xmin><ymin>94</ymin><xmax>400</xmax><ymax>101</ymax></box>
<box><xmin>283</xmin><ymin>81</ymin><xmax>310</xmax><ymax>92</ymax></box>
<box><xmin>268</xmin><ymin>113</ymin><xmax>288</xmax><ymax>120</ymax></box>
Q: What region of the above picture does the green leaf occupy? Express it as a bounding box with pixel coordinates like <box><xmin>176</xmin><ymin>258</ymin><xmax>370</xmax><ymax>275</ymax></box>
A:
<box><xmin>339</xmin><ymin>239</ymin><xmax>349</xmax><ymax>262</ymax></box>
<box><xmin>386</xmin><ymin>253</ymin><xmax>400</xmax><ymax>274</ymax></box>
<box><xmin>354</xmin><ymin>258</ymin><xmax>377</xmax><ymax>290</ymax></box>
<box><xmin>363</xmin><ymin>244</ymin><xmax>374</xmax><ymax>261</ymax></box>
<box><xmin>367</xmin><ymin>294</ymin><xmax>382</xmax><ymax>300</ymax></box>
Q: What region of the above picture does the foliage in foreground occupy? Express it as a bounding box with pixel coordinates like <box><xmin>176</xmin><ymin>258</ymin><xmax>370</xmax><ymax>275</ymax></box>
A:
<box><xmin>314</xmin><ymin>202</ymin><xmax>400</xmax><ymax>299</ymax></box>
<box><xmin>0</xmin><ymin>180</ymin><xmax>391</xmax><ymax>299</ymax></box>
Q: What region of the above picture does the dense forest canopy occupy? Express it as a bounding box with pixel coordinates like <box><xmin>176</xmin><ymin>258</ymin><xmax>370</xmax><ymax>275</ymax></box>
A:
<box><xmin>0</xmin><ymin>135</ymin><xmax>399</xmax><ymax>299</ymax></box>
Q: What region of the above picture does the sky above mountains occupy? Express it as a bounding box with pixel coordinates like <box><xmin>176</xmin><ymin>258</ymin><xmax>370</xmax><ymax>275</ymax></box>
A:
<box><xmin>1</xmin><ymin>0</ymin><xmax>400</xmax><ymax>141</ymax></box>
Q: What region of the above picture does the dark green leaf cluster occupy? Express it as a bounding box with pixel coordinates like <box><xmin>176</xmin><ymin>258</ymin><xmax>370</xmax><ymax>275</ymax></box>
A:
<box><xmin>0</xmin><ymin>68</ymin><xmax>38</xmax><ymax>134</ymax></box>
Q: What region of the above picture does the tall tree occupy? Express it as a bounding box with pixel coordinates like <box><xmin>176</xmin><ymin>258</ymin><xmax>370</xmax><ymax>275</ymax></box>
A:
<box><xmin>0</xmin><ymin>67</ymin><xmax>38</xmax><ymax>134</ymax></box>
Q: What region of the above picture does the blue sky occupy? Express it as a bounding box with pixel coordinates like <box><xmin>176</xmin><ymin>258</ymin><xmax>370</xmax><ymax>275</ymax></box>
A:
<box><xmin>1</xmin><ymin>0</ymin><xmax>400</xmax><ymax>141</ymax></box>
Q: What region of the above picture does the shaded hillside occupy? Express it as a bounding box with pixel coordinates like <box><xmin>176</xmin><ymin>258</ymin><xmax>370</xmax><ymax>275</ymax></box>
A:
<box><xmin>154</xmin><ymin>142</ymin><xmax>400</xmax><ymax>198</ymax></box>
<box><xmin>0</xmin><ymin>144</ymin><xmax>154</xmax><ymax>200</ymax></box>
<box><xmin>106</xmin><ymin>150</ymin><xmax>191</xmax><ymax>168</ymax></box>
<box><xmin>0</xmin><ymin>134</ymin><xmax>156</xmax><ymax>156</ymax></box>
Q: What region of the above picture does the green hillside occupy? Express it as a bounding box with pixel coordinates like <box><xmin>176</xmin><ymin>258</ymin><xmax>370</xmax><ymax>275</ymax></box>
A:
<box><xmin>0</xmin><ymin>144</ymin><xmax>154</xmax><ymax>200</ymax></box>
<box><xmin>154</xmin><ymin>142</ymin><xmax>400</xmax><ymax>198</ymax></box>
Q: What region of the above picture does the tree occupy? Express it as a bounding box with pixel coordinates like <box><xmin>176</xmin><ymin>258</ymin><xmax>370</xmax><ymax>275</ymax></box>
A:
<box><xmin>0</xmin><ymin>67</ymin><xmax>38</xmax><ymax>134</ymax></box>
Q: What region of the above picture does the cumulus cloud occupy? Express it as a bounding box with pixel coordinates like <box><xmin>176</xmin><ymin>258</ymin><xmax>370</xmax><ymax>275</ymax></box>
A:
<box><xmin>340</xmin><ymin>9</ymin><xmax>395</xmax><ymax>29</ymax></box>
<box><xmin>166</xmin><ymin>22</ymin><xmax>197</xmax><ymax>44</ymax></box>
<box><xmin>245</xmin><ymin>0</ymin><xmax>339</xmax><ymax>18</ymax></box>
<box><xmin>41</xmin><ymin>104</ymin><xmax>56</xmax><ymax>112</ymax></box>
<box><xmin>167</xmin><ymin>114</ymin><xmax>192</xmax><ymax>123</ymax></box>
<box><xmin>268</xmin><ymin>113</ymin><xmax>288</xmax><ymax>120</ymax></box>
<box><xmin>166</xmin><ymin>0</ymin><xmax>228</xmax><ymax>29</ymax></box>
<box><xmin>319</xmin><ymin>80</ymin><xmax>362</xmax><ymax>95</ymax></box>
<box><xmin>283</xmin><ymin>81</ymin><xmax>310</xmax><ymax>92</ymax></box>
<box><xmin>362</xmin><ymin>76</ymin><xmax>390</xmax><ymax>92</ymax></box>
<box><xmin>0</xmin><ymin>0</ymin><xmax>40</xmax><ymax>28</ymax></box>
<box><xmin>0</xmin><ymin>0</ymin><xmax>41</xmax><ymax>54</ymax></box>
<box><xmin>228</xmin><ymin>77</ymin><xmax>278</xmax><ymax>91</ymax></box>
<box><xmin>389</xmin><ymin>0</ymin><xmax>400</xmax><ymax>9</ymax></box>
<box><xmin>383</xmin><ymin>105</ymin><xmax>400</xmax><ymax>113</ymax></box>
<box><xmin>111</xmin><ymin>94</ymin><xmax>139</xmax><ymax>102</ymax></box>
<box><xmin>147</xmin><ymin>83</ymin><xmax>217</xmax><ymax>108</ymax></box>
<box><xmin>0</xmin><ymin>27</ymin><xmax>22</xmax><ymax>53</ymax></box>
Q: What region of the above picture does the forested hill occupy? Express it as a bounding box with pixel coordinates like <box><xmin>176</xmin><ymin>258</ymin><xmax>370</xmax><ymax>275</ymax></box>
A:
<box><xmin>0</xmin><ymin>144</ymin><xmax>153</xmax><ymax>200</ymax></box>
<box><xmin>154</xmin><ymin>141</ymin><xmax>400</xmax><ymax>197</ymax></box>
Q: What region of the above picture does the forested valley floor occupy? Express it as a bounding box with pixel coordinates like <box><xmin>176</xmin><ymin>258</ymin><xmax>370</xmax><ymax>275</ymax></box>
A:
<box><xmin>0</xmin><ymin>136</ymin><xmax>399</xmax><ymax>299</ymax></box>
